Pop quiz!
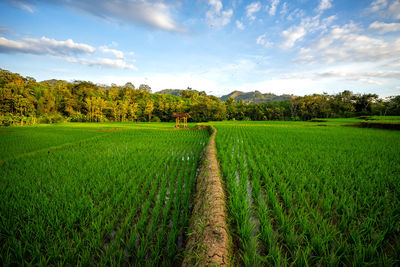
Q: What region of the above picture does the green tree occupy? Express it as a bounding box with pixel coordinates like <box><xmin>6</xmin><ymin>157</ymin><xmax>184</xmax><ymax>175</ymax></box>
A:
<box><xmin>144</xmin><ymin>100</ymin><xmax>154</xmax><ymax>121</ymax></box>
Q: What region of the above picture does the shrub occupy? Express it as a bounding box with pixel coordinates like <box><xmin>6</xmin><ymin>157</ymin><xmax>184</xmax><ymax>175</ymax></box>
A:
<box><xmin>38</xmin><ymin>113</ymin><xmax>66</xmax><ymax>124</ymax></box>
<box><xmin>70</xmin><ymin>113</ymin><xmax>88</xmax><ymax>122</ymax></box>
<box><xmin>151</xmin><ymin>116</ymin><xmax>161</xmax><ymax>122</ymax></box>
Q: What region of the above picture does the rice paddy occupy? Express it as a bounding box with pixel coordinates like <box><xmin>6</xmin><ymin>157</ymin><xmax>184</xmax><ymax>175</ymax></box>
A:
<box><xmin>0</xmin><ymin>122</ymin><xmax>208</xmax><ymax>266</ymax></box>
<box><xmin>1</xmin><ymin>119</ymin><xmax>399</xmax><ymax>266</ymax></box>
<box><xmin>215</xmin><ymin>121</ymin><xmax>400</xmax><ymax>265</ymax></box>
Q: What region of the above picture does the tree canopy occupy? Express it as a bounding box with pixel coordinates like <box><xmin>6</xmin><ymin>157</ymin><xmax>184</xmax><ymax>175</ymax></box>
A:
<box><xmin>0</xmin><ymin>69</ymin><xmax>399</xmax><ymax>126</ymax></box>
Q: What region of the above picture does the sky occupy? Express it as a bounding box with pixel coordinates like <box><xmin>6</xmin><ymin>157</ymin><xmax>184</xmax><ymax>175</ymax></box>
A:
<box><xmin>0</xmin><ymin>0</ymin><xmax>399</xmax><ymax>97</ymax></box>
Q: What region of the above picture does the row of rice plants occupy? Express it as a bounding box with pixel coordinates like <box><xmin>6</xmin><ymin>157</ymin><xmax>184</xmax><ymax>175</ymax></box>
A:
<box><xmin>215</xmin><ymin>122</ymin><xmax>400</xmax><ymax>266</ymax></box>
<box><xmin>0</xmin><ymin>124</ymin><xmax>209</xmax><ymax>266</ymax></box>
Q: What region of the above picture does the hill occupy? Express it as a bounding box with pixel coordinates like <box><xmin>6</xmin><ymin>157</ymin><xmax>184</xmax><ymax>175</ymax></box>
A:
<box><xmin>155</xmin><ymin>89</ymin><xmax>182</xmax><ymax>96</ymax></box>
<box><xmin>220</xmin><ymin>90</ymin><xmax>296</xmax><ymax>104</ymax></box>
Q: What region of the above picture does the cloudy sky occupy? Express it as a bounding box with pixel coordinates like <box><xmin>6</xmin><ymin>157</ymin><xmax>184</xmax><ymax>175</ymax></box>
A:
<box><xmin>0</xmin><ymin>0</ymin><xmax>399</xmax><ymax>97</ymax></box>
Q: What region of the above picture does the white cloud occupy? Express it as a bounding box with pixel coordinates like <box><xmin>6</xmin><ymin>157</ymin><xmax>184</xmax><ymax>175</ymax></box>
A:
<box><xmin>230</xmin><ymin>77</ymin><xmax>316</xmax><ymax>96</ymax></box>
<box><xmin>281</xmin><ymin>15</ymin><xmax>336</xmax><ymax>49</ymax></box>
<box><xmin>0</xmin><ymin>35</ymin><xmax>137</xmax><ymax>70</ymax></box>
<box><xmin>236</xmin><ymin>20</ymin><xmax>245</xmax><ymax>30</ymax></box>
<box><xmin>256</xmin><ymin>34</ymin><xmax>273</xmax><ymax>48</ymax></box>
<box><xmin>99</xmin><ymin>46</ymin><xmax>125</xmax><ymax>59</ymax></box>
<box><xmin>281</xmin><ymin>26</ymin><xmax>307</xmax><ymax>49</ymax></box>
<box><xmin>268</xmin><ymin>0</ymin><xmax>280</xmax><ymax>16</ymax></box>
<box><xmin>12</xmin><ymin>0</ymin><xmax>184</xmax><ymax>32</ymax></box>
<box><xmin>388</xmin><ymin>0</ymin><xmax>400</xmax><ymax>19</ymax></box>
<box><xmin>280</xmin><ymin>2</ymin><xmax>288</xmax><ymax>15</ymax></box>
<box><xmin>206</xmin><ymin>0</ymin><xmax>233</xmax><ymax>28</ymax></box>
<box><xmin>316</xmin><ymin>0</ymin><xmax>333</xmax><ymax>13</ymax></box>
<box><xmin>367</xmin><ymin>0</ymin><xmax>400</xmax><ymax>19</ymax></box>
<box><xmin>296</xmin><ymin>23</ymin><xmax>400</xmax><ymax>63</ymax></box>
<box><xmin>282</xmin><ymin>68</ymin><xmax>400</xmax><ymax>85</ymax></box>
<box><xmin>369</xmin><ymin>21</ymin><xmax>400</xmax><ymax>33</ymax></box>
<box><xmin>385</xmin><ymin>59</ymin><xmax>400</xmax><ymax>67</ymax></box>
<box><xmin>195</xmin><ymin>58</ymin><xmax>273</xmax><ymax>86</ymax></box>
<box><xmin>63</xmin><ymin>56</ymin><xmax>136</xmax><ymax>70</ymax></box>
<box><xmin>246</xmin><ymin>2</ymin><xmax>261</xmax><ymax>20</ymax></box>
<box><xmin>12</xmin><ymin>0</ymin><xmax>34</xmax><ymax>13</ymax></box>
<box><xmin>287</xmin><ymin>8</ymin><xmax>305</xmax><ymax>21</ymax></box>
<box><xmin>0</xmin><ymin>36</ymin><xmax>95</xmax><ymax>55</ymax></box>
<box><xmin>88</xmin><ymin>58</ymin><xmax>136</xmax><ymax>70</ymax></box>
<box><xmin>368</xmin><ymin>0</ymin><xmax>388</xmax><ymax>13</ymax></box>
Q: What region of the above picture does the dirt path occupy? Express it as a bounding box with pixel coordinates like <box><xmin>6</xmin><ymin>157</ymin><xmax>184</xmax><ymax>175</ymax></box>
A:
<box><xmin>182</xmin><ymin>126</ymin><xmax>231</xmax><ymax>266</ymax></box>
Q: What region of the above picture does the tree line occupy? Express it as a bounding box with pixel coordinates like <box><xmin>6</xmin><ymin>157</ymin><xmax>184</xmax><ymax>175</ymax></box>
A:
<box><xmin>0</xmin><ymin>69</ymin><xmax>399</xmax><ymax>126</ymax></box>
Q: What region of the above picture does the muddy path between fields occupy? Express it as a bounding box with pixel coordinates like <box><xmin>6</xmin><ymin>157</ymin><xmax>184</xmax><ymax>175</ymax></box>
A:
<box><xmin>182</xmin><ymin>126</ymin><xmax>231</xmax><ymax>266</ymax></box>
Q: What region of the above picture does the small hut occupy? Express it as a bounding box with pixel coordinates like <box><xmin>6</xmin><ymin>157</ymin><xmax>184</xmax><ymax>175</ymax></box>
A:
<box><xmin>173</xmin><ymin>112</ymin><xmax>190</xmax><ymax>128</ymax></box>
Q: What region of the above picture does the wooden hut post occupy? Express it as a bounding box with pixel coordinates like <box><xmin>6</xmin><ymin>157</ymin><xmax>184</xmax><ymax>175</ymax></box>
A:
<box><xmin>172</xmin><ymin>113</ymin><xmax>191</xmax><ymax>128</ymax></box>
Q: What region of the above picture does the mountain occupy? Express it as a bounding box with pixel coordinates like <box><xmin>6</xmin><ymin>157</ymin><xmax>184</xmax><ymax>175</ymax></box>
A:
<box><xmin>220</xmin><ymin>90</ymin><xmax>296</xmax><ymax>104</ymax></box>
<box><xmin>155</xmin><ymin>89</ymin><xmax>182</xmax><ymax>96</ymax></box>
<box><xmin>40</xmin><ymin>79</ymin><xmax>68</xmax><ymax>86</ymax></box>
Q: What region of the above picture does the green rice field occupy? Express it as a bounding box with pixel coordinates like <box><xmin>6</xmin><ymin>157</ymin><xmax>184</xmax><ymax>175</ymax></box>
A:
<box><xmin>1</xmin><ymin>119</ymin><xmax>399</xmax><ymax>266</ymax></box>
<box><xmin>215</xmin><ymin>121</ymin><xmax>400</xmax><ymax>265</ymax></box>
<box><xmin>0</xmin><ymin>123</ymin><xmax>208</xmax><ymax>266</ymax></box>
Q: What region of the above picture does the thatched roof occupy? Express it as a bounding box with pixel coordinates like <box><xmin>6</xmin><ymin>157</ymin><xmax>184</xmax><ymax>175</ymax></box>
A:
<box><xmin>172</xmin><ymin>112</ymin><xmax>191</xmax><ymax>118</ymax></box>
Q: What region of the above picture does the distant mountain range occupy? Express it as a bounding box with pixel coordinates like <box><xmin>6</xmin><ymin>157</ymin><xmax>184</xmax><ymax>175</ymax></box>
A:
<box><xmin>219</xmin><ymin>90</ymin><xmax>296</xmax><ymax>104</ymax></box>
<box><xmin>156</xmin><ymin>89</ymin><xmax>184</xmax><ymax>96</ymax></box>
<box><xmin>156</xmin><ymin>89</ymin><xmax>296</xmax><ymax>104</ymax></box>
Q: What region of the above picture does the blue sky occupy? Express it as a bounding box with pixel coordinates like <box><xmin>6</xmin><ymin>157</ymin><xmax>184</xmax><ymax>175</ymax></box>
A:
<box><xmin>0</xmin><ymin>0</ymin><xmax>399</xmax><ymax>97</ymax></box>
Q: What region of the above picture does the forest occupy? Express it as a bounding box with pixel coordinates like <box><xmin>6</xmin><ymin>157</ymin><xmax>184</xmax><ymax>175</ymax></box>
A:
<box><xmin>0</xmin><ymin>68</ymin><xmax>399</xmax><ymax>126</ymax></box>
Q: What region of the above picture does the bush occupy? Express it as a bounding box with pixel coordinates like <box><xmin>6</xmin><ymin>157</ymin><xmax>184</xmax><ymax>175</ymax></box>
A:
<box><xmin>0</xmin><ymin>114</ymin><xmax>38</xmax><ymax>126</ymax></box>
<box><xmin>38</xmin><ymin>113</ymin><xmax>66</xmax><ymax>124</ymax></box>
<box><xmin>0</xmin><ymin>114</ymin><xmax>15</xmax><ymax>126</ymax></box>
<box><xmin>290</xmin><ymin>116</ymin><xmax>301</xmax><ymax>121</ymax></box>
<box><xmin>151</xmin><ymin>116</ymin><xmax>161</xmax><ymax>122</ymax></box>
<box><xmin>70</xmin><ymin>113</ymin><xmax>88</xmax><ymax>122</ymax></box>
<box><xmin>243</xmin><ymin>117</ymin><xmax>252</xmax><ymax>121</ymax></box>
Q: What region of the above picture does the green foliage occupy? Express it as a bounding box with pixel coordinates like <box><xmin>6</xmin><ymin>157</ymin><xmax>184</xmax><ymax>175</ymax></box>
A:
<box><xmin>0</xmin><ymin>69</ymin><xmax>228</xmax><ymax>124</ymax></box>
<box><xmin>38</xmin><ymin>113</ymin><xmax>67</xmax><ymax>124</ymax></box>
<box><xmin>215</xmin><ymin>121</ymin><xmax>400</xmax><ymax>266</ymax></box>
<box><xmin>0</xmin><ymin>69</ymin><xmax>399</xmax><ymax>125</ymax></box>
<box><xmin>151</xmin><ymin>116</ymin><xmax>161</xmax><ymax>122</ymax></box>
<box><xmin>69</xmin><ymin>112</ymin><xmax>88</xmax><ymax>122</ymax></box>
<box><xmin>0</xmin><ymin>113</ymin><xmax>38</xmax><ymax>126</ymax></box>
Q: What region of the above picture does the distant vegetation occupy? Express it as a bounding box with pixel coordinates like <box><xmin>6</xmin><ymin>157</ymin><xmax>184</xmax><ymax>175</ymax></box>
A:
<box><xmin>0</xmin><ymin>68</ymin><xmax>399</xmax><ymax>126</ymax></box>
<box><xmin>158</xmin><ymin>89</ymin><xmax>295</xmax><ymax>104</ymax></box>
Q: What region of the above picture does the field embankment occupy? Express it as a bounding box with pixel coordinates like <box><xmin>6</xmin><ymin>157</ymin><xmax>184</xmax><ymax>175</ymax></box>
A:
<box><xmin>358</xmin><ymin>121</ymin><xmax>400</xmax><ymax>130</ymax></box>
<box><xmin>183</xmin><ymin>126</ymin><xmax>231</xmax><ymax>266</ymax></box>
